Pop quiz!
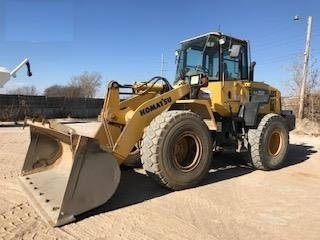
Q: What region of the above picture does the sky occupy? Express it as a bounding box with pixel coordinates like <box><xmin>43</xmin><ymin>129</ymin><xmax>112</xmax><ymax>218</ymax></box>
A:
<box><xmin>0</xmin><ymin>0</ymin><xmax>320</xmax><ymax>97</ymax></box>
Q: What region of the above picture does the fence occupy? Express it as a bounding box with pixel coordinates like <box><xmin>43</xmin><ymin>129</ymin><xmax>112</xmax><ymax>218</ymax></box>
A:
<box><xmin>2</xmin><ymin>94</ymin><xmax>319</xmax><ymax>122</ymax></box>
<box><xmin>282</xmin><ymin>95</ymin><xmax>320</xmax><ymax>121</ymax></box>
<box><xmin>0</xmin><ymin>94</ymin><xmax>104</xmax><ymax>121</ymax></box>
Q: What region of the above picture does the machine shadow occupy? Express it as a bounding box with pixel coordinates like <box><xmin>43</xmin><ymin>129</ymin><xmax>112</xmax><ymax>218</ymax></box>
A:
<box><xmin>201</xmin><ymin>151</ymin><xmax>254</xmax><ymax>186</ymax></box>
<box><xmin>0</xmin><ymin>121</ymin><xmax>24</xmax><ymax>127</ymax></box>
<box><xmin>201</xmin><ymin>142</ymin><xmax>316</xmax><ymax>186</ymax></box>
<box><xmin>283</xmin><ymin>143</ymin><xmax>317</xmax><ymax>168</ymax></box>
<box><xmin>76</xmin><ymin>143</ymin><xmax>316</xmax><ymax>222</ymax></box>
<box><xmin>76</xmin><ymin>169</ymin><xmax>171</xmax><ymax>221</ymax></box>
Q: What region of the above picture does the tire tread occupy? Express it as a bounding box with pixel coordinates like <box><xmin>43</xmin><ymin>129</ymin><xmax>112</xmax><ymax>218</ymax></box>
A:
<box><xmin>248</xmin><ymin>113</ymin><xmax>289</xmax><ymax>170</ymax></box>
<box><xmin>141</xmin><ymin>111</ymin><xmax>211</xmax><ymax>190</ymax></box>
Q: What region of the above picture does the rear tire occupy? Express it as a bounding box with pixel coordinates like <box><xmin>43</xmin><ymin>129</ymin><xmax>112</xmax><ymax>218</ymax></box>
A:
<box><xmin>141</xmin><ymin>111</ymin><xmax>212</xmax><ymax>190</ymax></box>
<box><xmin>248</xmin><ymin>113</ymin><xmax>289</xmax><ymax>170</ymax></box>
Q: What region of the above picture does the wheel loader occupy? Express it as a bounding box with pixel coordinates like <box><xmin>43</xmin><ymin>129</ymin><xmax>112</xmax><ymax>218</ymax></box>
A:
<box><xmin>20</xmin><ymin>32</ymin><xmax>295</xmax><ymax>226</ymax></box>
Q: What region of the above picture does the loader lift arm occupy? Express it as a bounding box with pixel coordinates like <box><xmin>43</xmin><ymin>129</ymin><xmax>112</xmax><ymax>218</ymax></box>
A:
<box><xmin>95</xmin><ymin>80</ymin><xmax>191</xmax><ymax>162</ymax></box>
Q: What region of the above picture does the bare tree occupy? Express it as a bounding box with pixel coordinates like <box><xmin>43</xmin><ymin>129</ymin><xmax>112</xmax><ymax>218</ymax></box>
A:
<box><xmin>287</xmin><ymin>56</ymin><xmax>320</xmax><ymax>96</ymax></box>
<box><xmin>44</xmin><ymin>84</ymin><xmax>84</xmax><ymax>98</ymax></box>
<box><xmin>70</xmin><ymin>72</ymin><xmax>102</xmax><ymax>98</ymax></box>
<box><xmin>286</xmin><ymin>55</ymin><xmax>320</xmax><ymax>121</ymax></box>
<box><xmin>44</xmin><ymin>85</ymin><xmax>67</xmax><ymax>97</ymax></box>
<box><xmin>44</xmin><ymin>72</ymin><xmax>102</xmax><ymax>98</ymax></box>
<box><xmin>7</xmin><ymin>85</ymin><xmax>38</xmax><ymax>95</ymax></box>
<box><xmin>308</xmin><ymin>61</ymin><xmax>320</xmax><ymax>94</ymax></box>
<box><xmin>66</xmin><ymin>85</ymin><xmax>84</xmax><ymax>98</ymax></box>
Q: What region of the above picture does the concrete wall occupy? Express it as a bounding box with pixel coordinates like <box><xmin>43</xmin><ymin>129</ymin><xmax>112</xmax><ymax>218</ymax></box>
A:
<box><xmin>0</xmin><ymin>94</ymin><xmax>103</xmax><ymax>121</ymax></box>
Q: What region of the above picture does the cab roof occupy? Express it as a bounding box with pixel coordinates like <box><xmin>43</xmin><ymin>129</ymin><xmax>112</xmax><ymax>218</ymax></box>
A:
<box><xmin>180</xmin><ymin>32</ymin><xmax>247</xmax><ymax>44</ymax></box>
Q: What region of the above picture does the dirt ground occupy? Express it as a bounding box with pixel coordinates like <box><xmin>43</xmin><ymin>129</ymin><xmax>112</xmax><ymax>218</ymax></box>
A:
<box><xmin>0</xmin><ymin>122</ymin><xmax>320</xmax><ymax>240</ymax></box>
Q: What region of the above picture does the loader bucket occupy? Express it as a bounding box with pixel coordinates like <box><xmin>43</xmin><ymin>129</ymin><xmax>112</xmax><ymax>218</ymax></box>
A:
<box><xmin>19</xmin><ymin>123</ymin><xmax>121</xmax><ymax>226</ymax></box>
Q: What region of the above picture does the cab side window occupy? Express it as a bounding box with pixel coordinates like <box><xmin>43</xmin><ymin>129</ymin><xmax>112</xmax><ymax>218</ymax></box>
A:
<box><xmin>222</xmin><ymin>40</ymin><xmax>248</xmax><ymax>80</ymax></box>
<box><xmin>203</xmin><ymin>46</ymin><xmax>219</xmax><ymax>80</ymax></box>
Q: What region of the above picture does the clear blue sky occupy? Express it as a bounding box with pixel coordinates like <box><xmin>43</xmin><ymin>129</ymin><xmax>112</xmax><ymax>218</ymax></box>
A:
<box><xmin>1</xmin><ymin>0</ymin><xmax>319</xmax><ymax>97</ymax></box>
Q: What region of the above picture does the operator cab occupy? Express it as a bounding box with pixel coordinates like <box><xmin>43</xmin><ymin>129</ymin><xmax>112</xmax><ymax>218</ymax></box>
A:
<box><xmin>175</xmin><ymin>32</ymin><xmax>251</xmax><ymax>84</ymax></box>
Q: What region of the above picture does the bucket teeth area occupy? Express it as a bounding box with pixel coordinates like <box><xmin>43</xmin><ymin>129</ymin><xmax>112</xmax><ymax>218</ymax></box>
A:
<box><xmin>20</xmin><ymin>140</ymin><xmax>74</xmax><ymax>226</ymax></box>
<box><xmin>20</xmin><ymin>126</ymin><xmax>121</xmax><ymax>226</ymax></box>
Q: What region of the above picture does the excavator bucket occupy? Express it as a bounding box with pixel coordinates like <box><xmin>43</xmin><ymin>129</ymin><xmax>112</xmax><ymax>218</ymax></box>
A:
<box><xmin>19</xmin><ymin>121</ymin><xmax>121</xmax><ymax>226</ymax></box>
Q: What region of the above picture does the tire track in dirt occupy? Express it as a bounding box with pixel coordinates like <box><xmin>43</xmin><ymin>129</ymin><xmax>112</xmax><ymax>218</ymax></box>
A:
<box><xmin>0</xmin><ymin>202</ymin><xmax>76</xmax><ymax>240</ymax></box>
<box><xmin>1</xmin><ymin>126</ymin><xmax>320</xmax><ymax>239</ymax></box>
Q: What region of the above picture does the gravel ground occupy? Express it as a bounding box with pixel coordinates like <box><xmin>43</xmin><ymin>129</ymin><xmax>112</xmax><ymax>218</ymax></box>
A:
<box><xmin>0</xmin><ymin>123</ymin><xmax>319</xmax><ymax>240</ymax></box>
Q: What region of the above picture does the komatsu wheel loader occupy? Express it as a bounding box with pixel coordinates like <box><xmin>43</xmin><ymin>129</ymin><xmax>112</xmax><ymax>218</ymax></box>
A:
<box><xmin>20</xmin><ymin>32</ymin><xmax>295</xmax><ymax>226</ymax></box>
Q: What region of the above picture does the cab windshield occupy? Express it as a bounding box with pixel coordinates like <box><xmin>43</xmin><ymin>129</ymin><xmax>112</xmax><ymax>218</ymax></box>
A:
<box><xmin>175</xmin><ymin>35</ymin><xmax>220</xmax><ymax>83</ymax></box>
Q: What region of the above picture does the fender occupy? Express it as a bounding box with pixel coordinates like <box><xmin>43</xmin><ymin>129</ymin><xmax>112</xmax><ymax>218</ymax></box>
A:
<box><xmin>170</xmin><ymin>99</ymin><xmax>217</xmax><ymax>131</ymax></box>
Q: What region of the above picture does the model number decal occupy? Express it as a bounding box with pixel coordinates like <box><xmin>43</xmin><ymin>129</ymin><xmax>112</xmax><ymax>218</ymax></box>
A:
<box><xmin>252</xmin><ymin>89</ymin><xmax>268</xmax><ymax>96</ymax></box>
<box><xmin>140</xmin><ymin>97</ymin><xmax>172</xmax><ymax>116</ymax></box>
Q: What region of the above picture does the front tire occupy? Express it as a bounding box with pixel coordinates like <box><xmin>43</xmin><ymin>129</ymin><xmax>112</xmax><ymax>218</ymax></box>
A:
<box><xmin>248</xmin><ymin>113</ymin><xmax>289</xmax><ymax>170</ymax></box>
<box><xmin>141</xmin><ymin>111</ymin><xmax>212</xmax><ymax>190</ymax></box>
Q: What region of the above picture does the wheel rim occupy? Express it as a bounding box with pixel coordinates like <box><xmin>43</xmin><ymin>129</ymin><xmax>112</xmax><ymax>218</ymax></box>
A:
<box><xmin>172</xmin><ymin>133</ymin><xmax>202</xmax><ymax>172</ymax></box>
<box><xmin>268</xmin><ymin>128</ymin><xmax>283</xmax><ymax>156</ymax></box>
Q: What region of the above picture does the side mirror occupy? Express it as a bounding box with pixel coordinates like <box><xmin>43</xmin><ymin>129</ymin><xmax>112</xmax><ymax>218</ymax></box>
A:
<box><xmin>0</xmin><ymin>67</ymin><xmax>11</xmax><ymax>88</ymax></box>
<box><xmin>229</xmin><ymin>45</ymin><xmax>241</xmax><ymax>58</ymax></box>
<box><xmin>219</xmin><ymin>37</ymin><xmax>226</xmax><ymax>45</ymax></box>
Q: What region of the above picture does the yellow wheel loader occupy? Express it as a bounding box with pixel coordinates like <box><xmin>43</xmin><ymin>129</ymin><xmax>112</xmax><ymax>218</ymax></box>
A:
<box><xmin>20</xmin><ymin>32</ymin><xmax>295</xmax><ymax>226</ymax></box>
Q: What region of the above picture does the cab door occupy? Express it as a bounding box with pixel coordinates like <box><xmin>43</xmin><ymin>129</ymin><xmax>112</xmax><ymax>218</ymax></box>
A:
<box><xmin>220</xmin><ymin>39</ymin><xmax>249</xmax><ymax>115</ymax></box>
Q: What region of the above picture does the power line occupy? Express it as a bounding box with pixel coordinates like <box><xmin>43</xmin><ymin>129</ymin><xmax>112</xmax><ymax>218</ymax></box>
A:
<box><xmin>259</xmin><ymin>54</ymin><xmax>300</xmax><ymax>65</ymax></box>
<box><xmin>253</xmin><ymin>35</ymin><xmax>305</xmax><ymax>50</ymax></box>
<box><xmin>252</xmin><ymin>40</ymin><xmax>306</xmax><ymax>54</ymax></box>
<box><xmin>254</xmin><ymin>31</ymin><xmax>304</xmax><ymax>45</ymax></box>
<box><xmin>250</xmin><ymin>26</ymin><xmax>320</xmax><ymax>53</ymax></box>
<box><xmin>252</xmin><ymin>22</ymin><xmax>301</xmax><ymax>41</ymax></box>
<box><xmin>257</xmin><ymin>48</ymin><xmax>320</xmax><ymax>66</ymax></box>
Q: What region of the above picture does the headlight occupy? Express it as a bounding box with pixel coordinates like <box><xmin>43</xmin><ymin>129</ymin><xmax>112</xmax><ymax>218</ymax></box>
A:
<box><xmin>190</xmin><ymin>75</ymin><xmax>200</xmax><ymax>85</ymax></box>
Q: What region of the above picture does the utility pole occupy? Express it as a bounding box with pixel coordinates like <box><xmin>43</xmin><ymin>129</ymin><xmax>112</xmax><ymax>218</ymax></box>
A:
<box><xmin>160</xmin><ymin>54</ymin><xmax>166</xmax><ymax>77</ymax></box>
<box><xmin>297</xmin><ymin>16</ymin><xmax>312</xmax><ymax>119</ymax></box>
